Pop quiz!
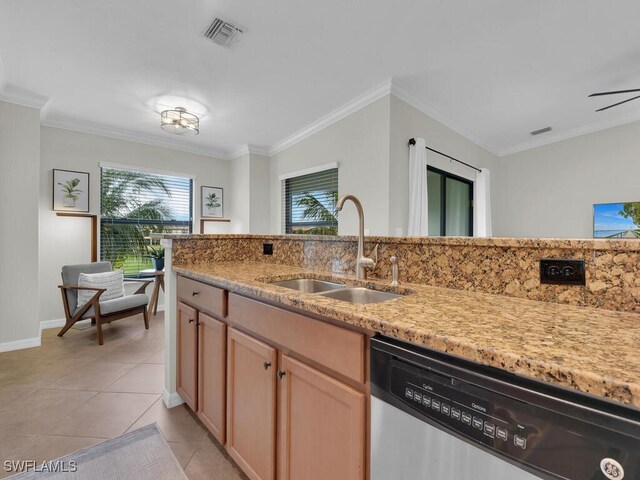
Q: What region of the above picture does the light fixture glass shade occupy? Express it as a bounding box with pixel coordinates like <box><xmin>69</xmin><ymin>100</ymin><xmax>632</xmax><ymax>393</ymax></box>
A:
<box><xmin>160</xmin><ymin>107</ymin><xmax>199</xmax><ymax>136</ymax></box>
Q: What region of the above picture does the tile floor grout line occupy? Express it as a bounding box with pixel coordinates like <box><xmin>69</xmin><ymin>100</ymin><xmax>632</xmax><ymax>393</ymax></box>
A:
<box><xmin>0</xmin><ymin>315</ymin><xmax>246</xmax><ymax>480</ymax></box>
<box><xmin>120</xmin><ymin>395</ymin><xmax>164</xmax><ymax>436</ymax></box>
<box><xmin>34</xmin><ymin>433</ymin><xmax>111</xmax><ymax>441</ymax></box>
<box><xmin>181</xmin><ymin>429</ymin><xmax>211</xmax><ymax>473</ymax></box>
<box><xmin>100</xmin><ymin>362</ymin><xmax>146</xmax><ymax>391</ymax></box>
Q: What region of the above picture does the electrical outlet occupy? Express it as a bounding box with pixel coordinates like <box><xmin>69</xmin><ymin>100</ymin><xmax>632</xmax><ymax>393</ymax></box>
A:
<box><xmin>540</xmin><ymin>259</ymin><xmax>585</xmax><ymax>286</ymax></box>
<box><xmin>263</xmin><ymin>243</ymin><xmax>273</xmax><ymax>255</ymax></box>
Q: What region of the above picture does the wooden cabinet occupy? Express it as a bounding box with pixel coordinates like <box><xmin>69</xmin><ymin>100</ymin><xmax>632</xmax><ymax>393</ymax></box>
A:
<box><xmin>226</xmin><ymin>328</ymin><xmax>277</xmax><ymax>480</ymax></box>
<box><xmin>177</xmin><ymin>276</ymin><xmax>227</xmax><ymax>317</ymax></box>
<box><xmin>277</xmin><ymin>354</ymin><xmax>366</xmax><ymax>480</ymax></box>
<box><xmin>176</xmin><ymin>276</ymin><xmax>228</xmax><ymax>445</ymax></box>
<box><xmin>176</xmin><ymin>282</ymin><xmax>369</xmax><ymax>480</ymax></box>
<box><xmin>177</xmin><ymin>302</ymin><xmax>198</xmax><ymax>411</ymax></box>
<box><xmin>197</xmin><ymin>312</ymin><xmax>227</xmax><ymax>444</ymax></box>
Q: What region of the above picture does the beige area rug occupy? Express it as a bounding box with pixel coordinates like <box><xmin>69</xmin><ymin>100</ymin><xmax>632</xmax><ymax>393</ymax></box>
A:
<box><xmin>9</xmin><ymin>424</ymin><xmax>187</xmax><ymax>479</ymax></box>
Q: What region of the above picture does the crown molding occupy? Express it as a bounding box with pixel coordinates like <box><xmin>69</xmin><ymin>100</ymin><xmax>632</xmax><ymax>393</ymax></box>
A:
<box><xmin>229</xmin><ymin>143</ymin><xmax>270</xmax><ymax>159</ymax></box>
<box><xmin>389</xmin><ymin>81</ymin><xmax>501</xmax><ymax>157</ymax></box>
<box><xmin>229</xmin><ymin>144</ymin><xmax>250</xmax><ymax>159</ymax></box>
<box><xmin>41</xmin><ymin>115</ymin><xmax>232</xmax><ymax>160</ymax></box>
<box><xmin>0</xmin><ymin>85</ymin><xmax>49</xmax><ymax>109</ymax></box>
<box><xmin>497</xmin><ymin>110</ymin><xmax>640</xmax><ymax>156</ymax></box>
<box><xmin>247</xmin><ymin>144</ymin><xmax>270</xmax><ymax>157</ymax></box>
<box><xmin>268</xmin><ymin>79</ymin><xmax>393</xmax><ymax>156</ymax></box>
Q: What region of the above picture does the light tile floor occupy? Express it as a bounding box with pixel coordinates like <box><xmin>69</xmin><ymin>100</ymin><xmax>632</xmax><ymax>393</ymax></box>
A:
<box><xmin>0</xmin><ymin>312</ymin><xmax>246</xmax><ymax>479</ymax></box>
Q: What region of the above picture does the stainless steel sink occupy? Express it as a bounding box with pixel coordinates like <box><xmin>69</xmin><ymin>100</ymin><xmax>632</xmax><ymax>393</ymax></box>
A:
<box><xmin>317</xmin><ymin>287</ymin><xmax>403</xmax><ymax>304</ymax></box>
<box><xmin>270</xmin><ymin>278</ymin><xmax>346</xmax><ymax>293</ymax></box>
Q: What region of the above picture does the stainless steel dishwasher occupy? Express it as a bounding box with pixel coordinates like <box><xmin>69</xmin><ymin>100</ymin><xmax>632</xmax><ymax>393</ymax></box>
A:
<box><xmin>370</xmin><ymin>335</ymin><xmax>640</xmax><ymax>480</ymax></box>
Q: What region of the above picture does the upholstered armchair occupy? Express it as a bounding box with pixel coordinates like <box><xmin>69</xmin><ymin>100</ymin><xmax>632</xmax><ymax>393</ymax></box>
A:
<box><xmin>58</xmin><ymin>261</ymin><xmax>152</xmax><ymax>345</ymax></box>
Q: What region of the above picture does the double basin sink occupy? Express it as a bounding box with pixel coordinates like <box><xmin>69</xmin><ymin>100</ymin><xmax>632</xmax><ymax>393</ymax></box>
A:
<box><xmin>269</xmin><ymin>278</ymin><xmax>404</xmax><ymax>304</ymax></box>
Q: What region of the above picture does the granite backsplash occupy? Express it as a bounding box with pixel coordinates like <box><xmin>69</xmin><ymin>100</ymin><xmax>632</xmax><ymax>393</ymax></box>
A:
<box><xmin>169</xmin><ymin>234</ymin><xmax>640</xmax><ymax>313</ymax></box>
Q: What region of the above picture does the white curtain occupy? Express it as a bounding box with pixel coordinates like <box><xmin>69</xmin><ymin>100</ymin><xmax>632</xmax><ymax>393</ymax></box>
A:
<box><xmin>474</xmin><ymin>168</ymin><xmax>492</xmax><ymax>237</ymax></box>
<box><xmin>408</xmin><ymin>137</ymin><xmax>428</xmax><ymax>236</ymax></box>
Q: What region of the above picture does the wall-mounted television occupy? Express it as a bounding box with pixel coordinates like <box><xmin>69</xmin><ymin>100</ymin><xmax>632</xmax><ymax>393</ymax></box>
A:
<box><xmin>594</xmin><ymin>202</ymin><xmax>640</xmax><ymax>238</ymax></box>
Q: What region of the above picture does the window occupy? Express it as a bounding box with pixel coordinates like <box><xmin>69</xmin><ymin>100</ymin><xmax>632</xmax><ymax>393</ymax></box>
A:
<box><xmin>100</xmin><ymin>166</ymin><xmax>193</xmax><ymax>276</ymax></box>
<box><xmin>427</xmin><ymin>166</ymin><xmax>473</xmax><ymax>236</ymax></box>
<box><xmin>282</xmin><ymin>168</ymin><xmax>338</xmax><ymax>235</ymax></box>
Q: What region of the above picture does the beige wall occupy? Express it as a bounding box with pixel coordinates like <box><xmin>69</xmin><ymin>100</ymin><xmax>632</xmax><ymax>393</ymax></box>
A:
<box><xmin>227</xmin><ymin>152</ymin><xmax>271</xmax><ymax>234</ymax></box>
<box><xmin>268</xmin><ymin>94</ymin><xmax>499</xmax><ymax>237</ymax></box>
<box><xmin>39</xmin><ymin>126</ymin><xmax>233</xmax><ymax>323</ymax></box>
<box><xmin>269</xmin><ymin>96</ymin><xmax>391</xmax><ymax>236</ymax></box>
<box><xmin>0</xmin><ymin>101</ymin><xmax>41</xmax><ymax>348</ymax></box>
<box><xmin>248</xmin><ymin>154</ymin><xmax>271</xmax><ymax>234</ymax></box>
<box><xmin>493</xmin><ymin>120</ymin><xmax>640</xmax><ymax>238</ymax></box>
<box><xmin>388</xmin><ymin>96</ymin><xmax>499</xmax><ymax>236</ymax></box>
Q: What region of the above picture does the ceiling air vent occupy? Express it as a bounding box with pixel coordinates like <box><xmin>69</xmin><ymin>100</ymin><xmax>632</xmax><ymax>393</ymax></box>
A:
<box><xmin>204</xmin><ymin>17</ymin><xmax>244</xmax><ymax>49</ymax></box>
<box><xmin>530</xmin><ymin>126</ymin><xmax>552</xmax><ymax>136</ymax></box>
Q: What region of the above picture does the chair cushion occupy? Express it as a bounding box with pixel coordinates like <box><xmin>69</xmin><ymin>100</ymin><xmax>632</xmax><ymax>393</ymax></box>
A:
<box><xmin>76</xmin><ymin>294</ymin><xmax>149</xmax><ymax>319</ymax></box>
<box><xmin>77</xmin><ymin>270</ymin><xmax>125</xmax><ymax>308</ymax></box>
<box><xmin>62</xmin><ymin>262</ymin><xmax>112</xmax><ymax>312</ymax></box>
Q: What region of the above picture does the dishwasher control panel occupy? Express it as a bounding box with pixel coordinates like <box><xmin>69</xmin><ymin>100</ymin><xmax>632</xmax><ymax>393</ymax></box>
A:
<box><xmin>390</xmin><ymin>362</ymin><xmax>536</xmax><ymax>457</ymax></box>
<box><xmin>370</xmin><ymin>342</ymin><xmax>640</xmax><ymax>480</ymax></box>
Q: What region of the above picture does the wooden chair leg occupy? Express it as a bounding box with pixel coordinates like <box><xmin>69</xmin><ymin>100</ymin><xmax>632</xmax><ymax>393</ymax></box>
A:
<box><xmin>143</xmin><ymin>307</ymin><xmax>150</xmax><ymax>330</ymax></box>
<box><xmin>149</xmin><ymin>279</ymin><xmax>160</xmax><ymax>317</ymax></box>
<box><xmin>96</xmin><ymin>315</ymin><xmax>104</xmax><ymax>345</ymax></box>
<box><xmin>57</xmin><ymin>320</ymin><xmax>75</xmax><ymax>338</ymax></box>
<box><xmin>154</xmin><ymin>275</ymin><xmax>164</xmax><ymax>315</ymax></box>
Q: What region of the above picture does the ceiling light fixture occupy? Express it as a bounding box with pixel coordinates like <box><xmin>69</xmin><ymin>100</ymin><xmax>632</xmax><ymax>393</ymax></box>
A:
<box><xmin>160</xmin><ymin>107</ymin><xmax>199</xmax><ymax>136</ymax></box>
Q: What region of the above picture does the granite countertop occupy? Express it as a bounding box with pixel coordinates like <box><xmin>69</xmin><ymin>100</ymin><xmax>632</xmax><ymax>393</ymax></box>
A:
<box><xmin>165</xmin><ymin>233</ymin><xmax>640</xmax><ymax>251</ymax></box>
<box><xmin>173</xmin><ymin>261</ymin><xmax>640</xmax><ymax>408</ymax></box>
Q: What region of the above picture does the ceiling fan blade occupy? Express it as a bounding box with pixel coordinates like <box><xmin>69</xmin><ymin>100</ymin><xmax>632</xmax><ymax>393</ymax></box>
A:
<box><xmin>595</xmin><ymin>94</ymin><xmax>640</xmax><ymax>112</ymax></box>
<box><xmin>589</xmin><ymin>88</ymin><xmax>640</xmax><ymax>97</ymax></box>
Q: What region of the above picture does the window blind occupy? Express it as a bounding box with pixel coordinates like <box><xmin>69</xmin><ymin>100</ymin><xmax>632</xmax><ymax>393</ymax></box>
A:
<box><xmin>100</xmin><ymin>166</ymin><xmax>193</xmax><ymax>277</ymax></box>
<box><xmin>282</xmin><ymin>168</ymin><xmax>338</xmax><ymax>235</ymax></box>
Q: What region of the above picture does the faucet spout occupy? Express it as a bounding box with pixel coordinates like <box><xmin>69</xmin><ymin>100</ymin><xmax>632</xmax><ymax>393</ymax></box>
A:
<box><xmin>336</xmin><ymin>194</ymin><xmax>373</xmax><ymax>280</ymax></box>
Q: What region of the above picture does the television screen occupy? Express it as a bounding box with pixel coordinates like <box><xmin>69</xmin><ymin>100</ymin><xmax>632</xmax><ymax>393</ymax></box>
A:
<box><xmin>594</xmin><ymin>202</ymin><xmax>640</xmax><ymax>238</ymax></box>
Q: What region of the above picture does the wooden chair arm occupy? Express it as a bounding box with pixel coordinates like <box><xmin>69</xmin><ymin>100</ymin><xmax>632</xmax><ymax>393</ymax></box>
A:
<box><xmin>58</xmin><ymin>285</ymin><xmax>105</xmax><ymax>317</ymax></box>
<box><xmin>58</xmin><ymin>284</ymin><xmax>106</xmax><ymax>292</ymax></box>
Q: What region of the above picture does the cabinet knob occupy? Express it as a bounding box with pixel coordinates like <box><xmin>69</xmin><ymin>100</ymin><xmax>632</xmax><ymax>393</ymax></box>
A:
<box><xmin>188</xmin><ymin>318</ymin><xmax>195</xmax><ymax>324</ymax></box>
<box><xmin>277</xmin><ymin>370</ymin><xmax>286</xmax><ymax>379</ymax></box>
<box><xmin>192</xmin><ymin>291</ymin><xmax>199</xmax><ymax>296</ymax></box>
<box><xmin>263</xmin><ymin>361</ymin><xmax>272</xmax><ymax>370</ymax></box>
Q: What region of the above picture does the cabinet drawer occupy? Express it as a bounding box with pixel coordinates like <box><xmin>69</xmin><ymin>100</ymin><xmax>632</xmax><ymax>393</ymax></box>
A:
<box><xmin>177</xmin><ymin>276</ymin><xmax>227</xmax><ymax>318</ymax></box>
<box><xmin>228</xmin><ymin>294</ymin><xmax>366</xmax><ymax>384</ymax></box>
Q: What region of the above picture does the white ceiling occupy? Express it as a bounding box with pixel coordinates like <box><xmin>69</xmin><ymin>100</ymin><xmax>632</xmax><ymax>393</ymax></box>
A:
<box><xmin>1</xmin><ymin>0</ymin><xmax>640</xmax><ymax>158</ymax></box>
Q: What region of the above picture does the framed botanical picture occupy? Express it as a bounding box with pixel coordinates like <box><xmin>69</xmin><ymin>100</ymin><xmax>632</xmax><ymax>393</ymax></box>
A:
<box><xmin>53</xmin><ymin>169</ymin><xmax>90</xmax><ymax>212</ymax></box>
<box><xmin>201</xmin><ymin>186</ymin><xmax>224</xmax><ymax>218</ymax></box>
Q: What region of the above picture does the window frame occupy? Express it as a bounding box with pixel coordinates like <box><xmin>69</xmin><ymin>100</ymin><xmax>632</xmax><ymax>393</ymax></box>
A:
<box><xmin>283</xmin><ymin>168</ymin><xmax>339</xmax><ymax>235</ymax></box>
<box><xmin>99</xmin><ymin>166</ymin><xmax>194</xmax><ymax>277</ymax></box>
<box><xmin>427</xmin><ymin>165</ymin><xmax>474</xmax><ymax>236</ymax></box>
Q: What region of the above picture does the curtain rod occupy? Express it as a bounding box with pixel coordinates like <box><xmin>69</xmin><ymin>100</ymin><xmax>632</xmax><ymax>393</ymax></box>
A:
<box><xmin>408</xmin><ymin>138</ymin><xmax>481</xmax><ymax>173</ymax></box>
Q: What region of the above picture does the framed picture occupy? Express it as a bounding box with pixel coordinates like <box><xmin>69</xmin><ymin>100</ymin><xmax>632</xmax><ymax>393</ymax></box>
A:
<box><xmin>594</xmin><ymin>202</ymin><xmax>640</xmax><ymax>238</ymax></box>
<box><xmin>201</xmin><ymin>186</ymin><xmax>224</xmax><ymax>218</ymax></box>
<box><xmin>53</xmin><ymin>169</ymin><xmax>90</xmax><ymax>212</ymax></box>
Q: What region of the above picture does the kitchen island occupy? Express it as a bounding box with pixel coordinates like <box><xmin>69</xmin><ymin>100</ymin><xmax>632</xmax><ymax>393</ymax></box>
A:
<box><xmin>173</xmin><ymin>260</ymin><xmax>640</xmax><ymax>408</ymax></box>
<box><xmin>161</xmin><ymin>234</ymin><xmax>640</xmax><ymax>480</ymax></box>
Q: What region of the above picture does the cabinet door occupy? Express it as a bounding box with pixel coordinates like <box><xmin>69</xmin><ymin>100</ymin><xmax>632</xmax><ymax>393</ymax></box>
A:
<box><xmin>198</xmin><ymin>312</ymin><xmax>226</xmax><ymax>444</ymax></box>
<box><xmin>177</xmin><ymin>302</ymin><xmax>198</xmax><ymax>412</ymax></box>
<box><xmin>277</xmin><ymin>354</ymin><xmax>366</xmax><ymax>480</ymax></box>
<box><xmin>226</xmin><ymin>328</ymin><xmax>277</xmax><ymax>480</ymax></box>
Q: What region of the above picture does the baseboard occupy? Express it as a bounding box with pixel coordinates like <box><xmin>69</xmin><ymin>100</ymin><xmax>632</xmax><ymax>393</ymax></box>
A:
<box><xmin>0</xmin><ymin>336</ymin><xmax>41</xmax><ymax>353</ymax></box>
<box><xmin>39</xmin><ymin>318</ymin><xmax>91</xmax><ymax>331</ymax></box>
<box><xmin>39</xmin><ymin>318</ymin><xmax>66</xmax><ymax>330</ymax></box>
<box><xmin>163</xmin><ymin>389</ymin><xmax>185</xmax><ymax>409</ymax></box>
